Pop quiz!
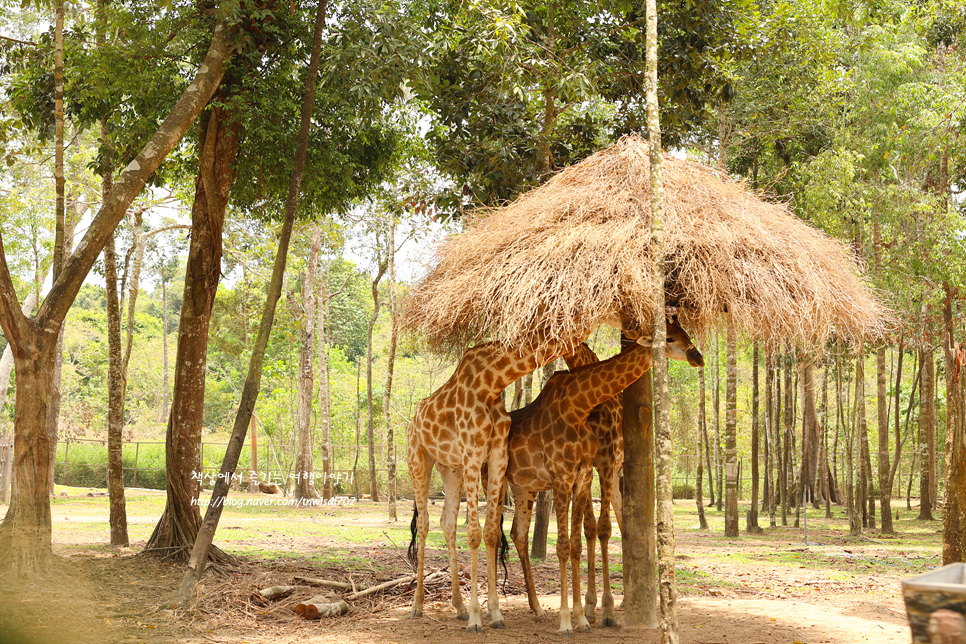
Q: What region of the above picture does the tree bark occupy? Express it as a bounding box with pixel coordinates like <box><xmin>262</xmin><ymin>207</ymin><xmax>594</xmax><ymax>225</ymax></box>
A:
<box><xmin>383</xmin><ymin>216</ymin><xmax>399</xmax><ymax>521</ymax></box>
<box><xmin>146</xmin><ymin>101</ymin><xmax>241</xmax><ymax>558</ymax></box>
<box><xmin>782</xmin><ymin>356</ymin><xmax>792</xmax><ymax>525</ymax></box>
<box><xmin>105</xmin><ymin>211</ymin><xmax>129</xmax><ymax>546</ymax></box>
<box><xmin>877</xmin><ymin>342</ymin><xmax>892</xmax><ymax>534</ymax></box>
<box><xmin>294</xmin><ymin>226</ymin><xmax>322</xmax><ymax>502</ymax></box>
<box><xmin>365</xmin><ymin>250</ymin><xmax>387</xmax><ymax>502</ymax></box>
<box><xmin>919</xmin><ymin>346</ymin><xmax>935</xmax><ymax>520</ymax></box>
<box><xmin>172</xmin><ymin>0</ymin><xmax>329</xmax><ymax>601</ymax></box>
<box><xmin>696</xmin><ymin>368</ymin><xmax>708</xmax><ymax>530</ymax></box>
<box><xmin>943</xmin><ymin>286</ymin><xmax>966</xmax><ymax>564</ymax></box>
<box><xmin>747</xmin><ymin>344</ymin><xmax>761</xmax><ymax>532</ymax></box>
<box><xmin>0</xmin><ymin>293</ymin><xmax>38</xmax><ymax>412</ymax></box>
<box><xmin>724</xmin><ymin>321</ymin><xmax>738</xmax><ymax>538</ymax></box>
<box><xmin>621</xmin><ymin>338</ymin><xmax>657</xmax><ymax>628</ymax></box>
<box><xmin>765</xmin><ymin>351</ymin><xmax>776</xmax><ymax>526</ymax></box>
<box><xmin>852</xmin><ymin>349</ymin><xmax>866</xmax><ymax>536</ymax></box>
<box><xmin>0</xmin><ymin>22</ymin><xmax>230</xmax><ymax>575</ymax></box>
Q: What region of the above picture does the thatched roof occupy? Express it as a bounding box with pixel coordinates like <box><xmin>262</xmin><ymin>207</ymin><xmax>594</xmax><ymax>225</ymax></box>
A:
<box><xmin>406</xmin><ymin>135</ymin><xmax>888</xmax><ymax>351</ymax></box>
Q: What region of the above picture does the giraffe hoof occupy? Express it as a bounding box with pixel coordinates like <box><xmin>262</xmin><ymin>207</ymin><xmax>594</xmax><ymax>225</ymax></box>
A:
<box><xmin>576</xmin><ymin>624</ymin><xmax>591</xmax><ymax>634</ymax></box>
<box><xmin>467</xmin><ymin>624</ymin><xmax>483</xmax><ymax>634</ymax></box>
<box><xmin>584</xmin><ymin>609</ymin><xmax>596</xmax><ymax>623</ymax></box>
<box><xmin>456</xmin><ymin>612</ymin><xmax>469</xmax><ymax>621</ymax></box>
<box><xmin>603</xmin><ymin>617</ymin><xmax>619</xmax><ymax>628</ymax></box>
<box><xmin>558</xmin><ymin>628</ymin><xmax>574</xmax><ymax>637</ymax></box>
<box><xmin>411</xmin><ymin>609</ymin><xmax>423</xmax><ymax>619</ymax></box>
<box><xmin>490</xmin><ymin>620</ymin><xmax>506</xmax><ymax>630</ymax></box>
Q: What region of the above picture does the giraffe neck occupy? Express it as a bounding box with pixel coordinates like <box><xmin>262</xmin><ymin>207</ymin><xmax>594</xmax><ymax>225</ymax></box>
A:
<box><xmin>566</xmin><ymin>342</ymin><xmax>653</xmax><ymax>413</ymax></box>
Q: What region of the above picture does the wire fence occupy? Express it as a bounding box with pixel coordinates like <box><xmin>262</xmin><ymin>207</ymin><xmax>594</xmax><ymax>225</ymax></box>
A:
<box><xmin>45</xmin><ymin>436</ymin><xmax>940</xmax><ymax>505</ymax></box>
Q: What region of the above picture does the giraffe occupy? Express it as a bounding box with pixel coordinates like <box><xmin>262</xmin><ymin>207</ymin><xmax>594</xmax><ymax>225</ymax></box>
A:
<box><xmin>406</xmin><ymin>314</ymin><xmax>642</xmax><ymax>633</ymax></box>
<box><xmin>561</xmin><ymin>320</ymin><xmax>703</xmax><ymax>627</ymax></box>
<box><xmin>504</xmin><ymin>320</ymin><xmax>703</xmax><ymax>635</ymax></box>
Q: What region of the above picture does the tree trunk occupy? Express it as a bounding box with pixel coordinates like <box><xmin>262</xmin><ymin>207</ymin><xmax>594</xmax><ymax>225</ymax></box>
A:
<box><xmin>353</xmin><ymin>361</ymin><xmax>361</xmax><ymax>499</ymax></box>
<box><xmin>774</xmin><ymin>354</ymin><xmax>783</xmax><ymax>523</ymax></box>
<box><xmin>172</xmin><ymin>0</ymin><xmax>329</xmax><ymax>600</ymax></box>
<box><xmin>782</xmin><ymin>356</ymin><xmax>792</xmax><ymax>526</ymax></box>
<box><xmin>146</xmin><ymin>102</ymin><xmax>241</xmax><ymax>559</ymax></box>
<box><xmin>365</xmin><ymin>251</ymin><xmax>387</xmax><ymax>502</ymax></box>
<box><xmin>120</xmin><ymin>211</ymin><xmax>145</xmax><ymax>402</ymax></box>
<box><xmin>802</xmin><ymin>363</ymin><xmax>819</xmax><ymax>508</ymax></box>
<box><xmin>383</xmin><ymin>216</ymin><xmax>399</xmax><ymax>522</ymax></box>
<box><xmin>747</xmin><ymin>345</ymin><xmax>761</xmax><ymax>532</ymax></box>
<box><xmin>532</xmin><ymin>361</ymin><xmax>559</xmax><ymax>560</ymax></box>
<box><xmin>852</xmin><ymin>349</ymin><xmax>866</xmax><ymax>536</ymax></box>
<box><xmin>696</xmin><ymin>368</ymin><xmax>708</xmax><ymax>530</ymax></box>
<box><xmin>724</xmin><ymin>321</ymin><xmax>738</xmax><ymax>538</ymax></box>
<box><xmin>919</xmin><ymin>346</ymin><xmax>935</xmax><ymax>520</ymax></box>
<box><xmin>714</xmin><ymin>333</ymin><xmax>722</xmax><ymax>512</ymax></box>
<box><xmin>318</xmin><ymin>268</ymin><xmax>333</xmax><ymax>500</ymax></box>
<box><xmin>105</xmin><ymin>219</ymin><xmax>129</xmax><ymax>546</ymax></box>
<box><xmin>858</xmin><ymin>353</ymin><xmax>875</xmax><ymax>529</ymax></box>
<box><xmin>46</xmin><ymin>200</ymin><xmax>77</xmax><ymax>492</ymax></box>
<box><xmin>294</xmin><ymin>226</ymin><xmax>322</xmax><ymax>502</ymax></box>
<box><xmin>0</xmin><ymin>22</ymin><xmax>231</xmax><ymax>576</ymax></box>
<box><xmin>877</xmin><ymin>342</ymin><xmax>893</xmax><ymax>534</ymax></box>
<box><xmin>764</xmin><ymin>351</ymin><xmax>775</xmax><ymax>525</ymax></box>
<box><xmin>943</xmin><ymin>286</ymin><xmax>966</xmax><ymax>564</ymax></box>
<box><xmin>645</xmin><ymin>5</ymin><xmax>678</xmax><ymax>631</ymax></box>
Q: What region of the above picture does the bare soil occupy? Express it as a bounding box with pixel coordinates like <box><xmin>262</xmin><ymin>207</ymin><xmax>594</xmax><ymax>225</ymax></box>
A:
<box><xmin>0</xmin><ymin>490</ymin><xmax>932</xmax><ymax>644</ymax></box>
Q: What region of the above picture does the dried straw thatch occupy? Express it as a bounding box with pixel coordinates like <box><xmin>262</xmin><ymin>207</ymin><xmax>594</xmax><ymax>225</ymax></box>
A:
<box><xmin>406</xmin><ymin>135</ymin><xmax>888</xmax><ymax>351</ymax></box>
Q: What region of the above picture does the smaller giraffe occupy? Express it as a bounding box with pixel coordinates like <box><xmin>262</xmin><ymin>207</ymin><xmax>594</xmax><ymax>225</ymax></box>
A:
<box><xmin>505</xmin><ymin>320</ymin><xmax>703</xmax><ymax>635</ymax></box>
<box><xmin>562</xmin><ymin>321</ymin><xmax>703</xmax><ymax>627</ymax></box>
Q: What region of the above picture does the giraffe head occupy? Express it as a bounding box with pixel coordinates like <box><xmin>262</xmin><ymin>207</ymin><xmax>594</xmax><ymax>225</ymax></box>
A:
<box><xmin>572</xmin><ymin>314</ymin><xmax>704</xmax><ymax>368</ymax></box>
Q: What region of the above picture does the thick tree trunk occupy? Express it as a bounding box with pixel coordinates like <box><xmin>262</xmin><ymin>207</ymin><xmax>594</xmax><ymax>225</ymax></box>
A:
<box><xmin>294</xmin><ymin>226</ymin><xmax>322</xmax><ymax>502</ymax></box>
<box><xmin>105</xmin><ymin>223</ymin><xmax>129</xmax><ymax>546</ymax></box>
<box><xmin>146</xmin><ymin>103</ymin><xmax>240</xmax><ymax>558</ymax></box>
<box><xmin>696</xmin><ymin>368</ymin><xmax>708</xmax><ymax>530</ymax></box>
<box><xmin>919</xmin><ymin>347</ymin><xmax>935</xmax><ymax>520</ymax></box>
<box><xmin>365</xmin><ymin>254</ymin><xmax>387</xmax><ymax>502</ymax></box>
<box><xmin>724</xmin><ymin>321</ymin><xmax>738</xmax><ymax>538</ymax></box>
<box><xmin>943</xmin><ymin>287</ymin><xmax>966</xmax><ymax>564</ymax></box>
<box><xmin>747</xmin><ymin>345</ymin><xmax>761</xmax><ymax>532</ymax></box>
<box><xmin>383</xmin><ymin>217</ymin><xmax>399</xmax><ymax>522</ymax></box>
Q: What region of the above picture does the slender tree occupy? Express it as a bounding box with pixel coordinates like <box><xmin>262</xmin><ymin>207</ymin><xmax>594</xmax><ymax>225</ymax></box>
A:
<box><xmin>747</xmin><ymin>344</ymin><xmax>762</xmax><ymax>532</ymax></box>
<box><xmin>696</xmin><ymin>368</ymin><xmax>708</xmax><ymax>530</ymax></box>
<box><xmin>724</xmin><ymin>321</ymin><xmax>738</xmax><ymax>538</ymax></box>
<box><xmin>294</xmin><ymin>225</ymin><xmax>322</xmax><ymax>502</ymax></box>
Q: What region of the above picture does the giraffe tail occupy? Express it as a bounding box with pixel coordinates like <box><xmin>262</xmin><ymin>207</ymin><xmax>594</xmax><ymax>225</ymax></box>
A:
<box><xmin>499</xmin><ymin>490</ymin><xmax>509</xmax><ymax>593</ymax></box>
<box><xmin>407</xmin><ymin>501</ymin><xmax>418</xmax><ymax>563</ymax></box>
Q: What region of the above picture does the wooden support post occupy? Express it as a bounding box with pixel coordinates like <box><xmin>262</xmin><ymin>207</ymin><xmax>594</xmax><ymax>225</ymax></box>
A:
<box><xmin>621</xmin><ymin>335</ymin><xmax>657</xmax><ymax>628</ymax></box>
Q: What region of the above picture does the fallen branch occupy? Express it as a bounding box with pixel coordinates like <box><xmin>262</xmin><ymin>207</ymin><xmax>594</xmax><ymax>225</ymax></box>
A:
<box><xmin>259</xmin><ymin>585</ymin><xmax>314</xmax><ymax>601</ymax></box>
<box><xmin>347</xmin><ymin>569</ymin><xmax>446</xmax><ymax>601</ymax></box>
<box><xmin>292</xmin><ymin>576</ymin><xmax>357</xmax><ymax>591</ymax></box>
<box><xmin>295</xmin><ymin>595</ymin><xmax>350</xmax><ymax>619</ymax></box>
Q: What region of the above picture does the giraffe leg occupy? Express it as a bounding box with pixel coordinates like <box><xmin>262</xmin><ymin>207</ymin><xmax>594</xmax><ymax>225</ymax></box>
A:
<box><xmin>408</xmin><ymin>441</ymin><xmax>433</xmax><ymax>619</ymax></box>
<box><xmin>582</xmin><ymin>481</ymin><xmax>598</xmax><ymax>623</ymax></box>
<box><xmin>439</xmin><ymin>466</ymin><xmax>468</xmax><ymax>621</ymax></box>
<box><xmin>483</xmin><ymin>438</ymin><xmax>509</xmax><ymax>629</ymax></box>
<box><xmin>552</xmin><ymin>483</ymin><xmax>574</xmax><ymax>637</ymax></box>
<box><xmin>509</xmin><ymin>488</ymin><xmax>543</xmax><ymax>618</ymax></box>
<box><xmin>570</xmin><ymin>468</ymin><xmax>592</xmax><ymax>634</ymax></box>
<box><xmin>611</xmin><ymin>478</ymin><xmax>624</xmax><ymax>535</ymax></box>
<box><xmin>462</xmin><ymin>463</ymin><xmax>484</xmax><ymax>634</ymax></box>
<box><xmin>598</xmin><ymin>463</ymin><xmax>618</xmax><ymax>627</ymax></box>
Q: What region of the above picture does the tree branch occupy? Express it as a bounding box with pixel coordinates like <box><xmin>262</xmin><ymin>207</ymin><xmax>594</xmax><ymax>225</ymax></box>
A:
<box><xmin>36</xmin><ymin>21</ymin><xmax>232</xmax><ymax>330</ymax></box>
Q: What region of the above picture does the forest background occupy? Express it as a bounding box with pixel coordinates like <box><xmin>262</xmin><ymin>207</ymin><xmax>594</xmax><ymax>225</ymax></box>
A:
<box><xmin>0</xmin><ymin>0</ymin><xmax>965</xmax><ymax>562</ymax></box>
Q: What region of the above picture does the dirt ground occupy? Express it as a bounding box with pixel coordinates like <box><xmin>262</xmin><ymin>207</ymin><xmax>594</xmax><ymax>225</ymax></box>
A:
<box><xmin>0</xmin><ymin>489</ymin><xmax>932</xmax><ymax>644</ymax></box>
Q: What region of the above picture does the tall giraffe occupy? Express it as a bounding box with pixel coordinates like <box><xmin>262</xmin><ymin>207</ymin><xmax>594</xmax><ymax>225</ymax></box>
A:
<box><xmin>505</xmin><ymin>322</ymin><xmax>703</xmax><ymax>635</ymax></box>
<box><xmin>406</xmin><ymin>314</ymin><xmax>641</xmax><ymax>633</ymax></box>
<box><xmin>562</xmin><ymin>322</ymin><xmax>703</xmax><ymax>627</ymax></box>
